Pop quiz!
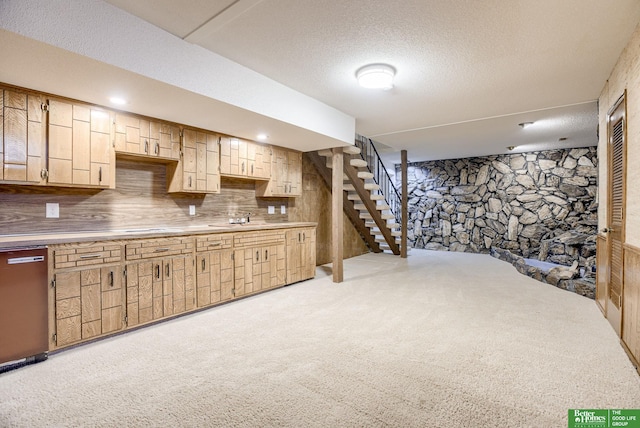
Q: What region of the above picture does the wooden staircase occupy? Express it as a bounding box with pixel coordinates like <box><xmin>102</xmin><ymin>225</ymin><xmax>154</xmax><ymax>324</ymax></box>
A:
<box><xmin>307</xmin><ymin>144</ymin><xmax>402</xmax><ymax>255</ymax></box>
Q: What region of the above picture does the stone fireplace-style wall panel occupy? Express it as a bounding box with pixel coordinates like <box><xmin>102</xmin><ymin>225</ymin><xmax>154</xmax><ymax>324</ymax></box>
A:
<box><xmin>400</xmin><ymin>147</ymin><xmax>598</xmax><ymax>270</ymax></box>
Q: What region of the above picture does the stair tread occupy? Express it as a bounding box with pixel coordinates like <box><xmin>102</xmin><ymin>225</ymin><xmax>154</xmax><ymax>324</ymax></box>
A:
<box><xmin>344</xmin><ymin>184</ymin><xmax>355</xmax><ymax>191</ymax></box>
<box><xmin>370</xmin><ymin>194</ymin><xmax>385</xmax><ymax>200</ymax></box>
<box><xmin>318</xmin><ymin>149</ymin><xmax>333</xmax><ymax>157</ymax></box>
<box><xmin>357</xmin><ymin>172</ymin><xmax>374</xmax><ymax>179</ymax></box>
<box><xmin>350</xmin><ymin>159</ymin><xmax>368</xmax><ymax>168</ymax></box>
<box><xmin>364</xmin><ymin>183</ymin><xmax>380</xmax><ymax>190</ymax></box>
<box><xmin>347</xmin><ymin>193</ymin><xmax>361</xmax><ymax>201</ymax></box>
<box><xmin>344</xmin><ymin>146</ymin><xmax>361</xmax><ymax>155</ymax></box>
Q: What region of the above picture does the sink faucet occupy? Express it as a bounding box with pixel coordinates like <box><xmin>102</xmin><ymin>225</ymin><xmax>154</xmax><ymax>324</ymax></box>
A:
<box><xmin>228</xmin><ymin>212</ymin><xmax>252</xmax><ymax>224</ymax></box>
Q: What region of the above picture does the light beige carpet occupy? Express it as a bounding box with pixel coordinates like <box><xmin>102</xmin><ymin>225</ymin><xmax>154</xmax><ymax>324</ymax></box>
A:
<box><xmin>1</xmin><ymin>250</ymin><xmax>639</xmax><ymax>428</ymax></box>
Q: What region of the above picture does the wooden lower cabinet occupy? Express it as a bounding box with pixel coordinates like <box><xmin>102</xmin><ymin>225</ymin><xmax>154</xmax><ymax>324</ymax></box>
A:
<box><xmin>125</xmin><ymin>255</ymin><xmax>195</xmax><ymax>327</ymax></box>
<box><xmin>286</xmin><ymin>228</ymin><xmax>316</xmax><ymax>283</ymax></box>
<box><xmin>233</xmin><ymin>230</ymin><xmax>287</xmax><ymax>297</ymax></box>
<box><xmin>53</xmin><ymin>265</ymin><xmax>124</xmax><ymax>347</ymax></box>
<box><xmin>196</xmin><ymin>249</ymin><xmax>234</xmax><ymax>306</ymax></box>
<box><xmin>49</xmin><ymin>226</ymin><xmax>315</xmax><ymax>350</ymax></box>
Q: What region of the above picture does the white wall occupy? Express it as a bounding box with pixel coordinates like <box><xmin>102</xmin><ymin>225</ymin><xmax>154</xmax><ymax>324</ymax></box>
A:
<box><xmin>599</xmin><ymin>22</ymin><xmax>640</xmax><ymax>246</ymax></box>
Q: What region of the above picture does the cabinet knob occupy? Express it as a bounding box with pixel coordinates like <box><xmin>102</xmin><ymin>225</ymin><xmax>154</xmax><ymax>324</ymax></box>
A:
<box><xmin>602</xmin><ymin>227</ymin><xmax>615</xmax><ymax>233</ymax></box>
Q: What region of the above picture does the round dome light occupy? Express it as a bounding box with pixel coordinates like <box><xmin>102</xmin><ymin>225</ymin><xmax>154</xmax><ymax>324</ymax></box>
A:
<box><xmin>356</xmin><ymin>64</ymin><xmax>396</xmax><ymax>90</ymax></box>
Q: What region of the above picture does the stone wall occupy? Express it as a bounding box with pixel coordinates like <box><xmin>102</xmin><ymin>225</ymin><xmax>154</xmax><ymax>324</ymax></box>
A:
<box><xmin>399</xmin><ymin>147</ymin><xmax>598</xmax><ymax>273</ymax></box>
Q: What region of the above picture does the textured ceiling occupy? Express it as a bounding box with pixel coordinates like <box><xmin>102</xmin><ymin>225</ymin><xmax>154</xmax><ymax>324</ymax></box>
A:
<box><xmin>8</xmin><ymin>0</ymin><xmax>640</xmax><ymax>163</ymax></box>
<box><xmin>103</xmin><ymin>0</ymin><xmax>640</xmax><ymax>163</ymax></box>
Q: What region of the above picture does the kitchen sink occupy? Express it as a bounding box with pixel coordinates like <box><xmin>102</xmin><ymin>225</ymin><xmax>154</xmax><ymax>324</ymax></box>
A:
<box><xmin>117</xmin><ymin>228</ymin><xmax>184</xmax><ymax>233</ymax></box>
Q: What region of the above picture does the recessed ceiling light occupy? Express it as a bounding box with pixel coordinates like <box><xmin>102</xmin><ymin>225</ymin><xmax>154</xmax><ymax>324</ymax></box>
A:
<box><xmin>109</xmin><ymin>96</ymin><xmax>127</xmax><ymax>105</ymax></box>
<box><xmin>256</xmin><ymin>134</ymin><xmax>268</xmax><ymax>141</ymax></box>
<box><xmin>518</xmin><ymin>121</ymin><xmax>534</xmax><ymax>129</ymax></box>
<box><xmin>507</xmin><ymin>146</ymin><xmax>516</xmax><ymax>151</ymax></box>
<box><xmin>356</xmin><ymin>63</ymin><xmax>396</xmax><ymax>90</ymax></box>
<box><xmin>559</xmin><ymin>137</ymin><xmax>567</xmax><ymax>141</ymax></box>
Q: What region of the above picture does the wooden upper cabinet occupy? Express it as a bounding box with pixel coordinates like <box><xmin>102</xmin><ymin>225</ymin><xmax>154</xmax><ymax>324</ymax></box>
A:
<box><xmin>46</xmin><ymin>98</ymin><xmax>115</xmax><ymax>188</ymax></box>
<box><xmin>255</xmin><ymin>146</ymin><xmax>302</xmax><ymax>197</ymax></box>
<box><xmin>167</xmin><ymin>128</ymin><xmax>220</xmax><ymax>194</ymax></box>
<box><xmin>114</xmin><ymin>113</ymin><xmax>180</xmax><ymax>162</ymax></box>
<box><xmin>0</xmin><ymin>86</ymin><xmax>46</xmax><ymax>184</ymax></box>
<box><xmin>220</xmin><ymin>136</ymin><xmax>271</xmax><ymax>180</ymax></box>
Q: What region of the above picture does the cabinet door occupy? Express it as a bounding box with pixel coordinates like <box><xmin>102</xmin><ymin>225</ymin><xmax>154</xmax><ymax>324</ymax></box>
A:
<box><xmin>205</xmin><ymin>132</ymin><xmax>220</xmax><ymax>192</ymax></box>
<box><xmin>220</xmin><ymin>137</ymin><xmax>249</xmax><ymax>177</ymax></box>
<box><xmin>99</xmin><ymin>266</ymin><xmax>123</xmax><ymax>335</ymax></box>
<box><xmin>54</xmin><ymin>271</ymin><xmax>82</xmax><ymax>347</ymax></box>
<box><xmin>54</xmin><ymin>266</ymin><xmax>123</xmax><ymax>347</ymax></box>
<box><xmin>181</xmin><ymin>128</ymin><xmax>198</xmax><ymax>191</ymax></box>
<box><xmin>286</xmin><ymin>230</ymin><xmax>302</xmax><ymax>284</ymax></box>
<box><xmin>170</xmin><ymin>255</ymin><xmax>195</xmax><ymax>315</ymax></box>
<box><xmin>301</xmin><ymin>228</ymin><xmax>317</xmax><ymax>281</ymax></box>
<box><xmin>114</xmin><ymin>113</ymin><xmax>179</xmax><ymax>161</ymax></box>
<box><xmin>197</xmin><ymin>249</ymin><xmax>233</xmax><ymax>306</ymax></box>
<box><xmin>125</xmin><ymin>261</ymin><xmax>155</xmax><ymax>326</ymax></box>
<box><xmin>287</xmin><ymin>150</ymin><xmax>302</xmax><ymax>196</ymax></box>
<box><xmin>169</xmin><ymin>129</ymin><xmax>220</xmax><ymax>194</ymax></box>
<box><xmin>0</xmin><ymin>88</ymin><xmax>45</xmax><ymax>183</ymax></box>
<box><xmin>48</xmin><ymin>99</ymin><xmax>113</xmax><ymax>188</ymax></box>
<box><xmin>158</xmin><ymin>123</ymin><xmax>180</xmax><ymax>160</ymax></box>
<box><xmin>249</xmin><ymin>144</ymin><xmax>272</xmax><ymax>180</ymax></box>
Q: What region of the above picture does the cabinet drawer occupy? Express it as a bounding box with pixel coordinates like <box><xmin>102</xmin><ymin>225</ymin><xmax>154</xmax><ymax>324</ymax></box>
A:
<box><xmin>233</xmin><ymin>231</ymin><xmax>286</xmax><ymax>249</ymax></box>
<box><xmin>195</xmin><ymin>234</ymin><xmax>233</xmax><ymax>252</ymax></box>
<box><xmin>53</xmin><ymin>242</ymin><xmax>122</xmax><ymax>269</ymax></box>
<box><xmin>126</xmin><ymin>237</ymin><xmax>193</xmax><ymax>260</ymax></box>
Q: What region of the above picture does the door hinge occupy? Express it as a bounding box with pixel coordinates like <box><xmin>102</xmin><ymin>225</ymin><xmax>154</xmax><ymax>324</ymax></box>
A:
<box><xmin>123</xmin><ymin>267</ymin><xmax>127</xmax><ymax>277</ymax></box>
<box><xmin>231</xmin><ymin>253</ymin><xmax>235</xmax><ymax>261</ymax></box>
<box><xmin>124</xmin><ymin>315</ymin><xmax>128</xmax><ymax>325</ymax></box>
<box><xmin>52</xmin><ymin>333</ymin><xmax>57</xmax><ymax>343</ymax></box>
<box><xmin>51</xmin><ymin>278</ymin><xmax>56</xmax><ymax>288</ymax></box>
<box><xmin>619</xmin><ymin>295</ymin><xmax>622</xmax><ymax>307</ymax></box>
<box><xmin>41</xmin><ymin>102</ymin><xmax>49</xmax><ymax>112</ymax></box>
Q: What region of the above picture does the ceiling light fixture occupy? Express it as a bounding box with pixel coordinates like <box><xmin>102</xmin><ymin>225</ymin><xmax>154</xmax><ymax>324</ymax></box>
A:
<box><xmin>507</xmin><ymin>146</ymin><xmax>516</xmax><ymax>151</ymax></box>
<box><xmin>356</xmin><ymin>63</ymin><xmax>396</xmax><ymax>90</ymax></box>
<box><xmin>109</xmin><ymin>96</ymin><xmax>127</xmax><ymax>106</ymax></box>
<box><xmin>256</xmin><ymin>134</ymin><xmax>268</xmax><ymax>141</ymax></box>
<box><xmin>518</xmin><ymin>121</ymin><xmax>534</xmax><ymax>129</ymax></box>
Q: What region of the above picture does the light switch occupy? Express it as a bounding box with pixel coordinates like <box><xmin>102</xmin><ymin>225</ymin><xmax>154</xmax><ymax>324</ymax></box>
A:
<box><xmin>189</xmin><ymin>205</ymin><xmax>196</xmax><ymax>216</ymax></box>
<box><xmin>281</xmin><ymin>205</ymin><xmax>286</xmax><ymax>215</ymax></box>
<box><xmin>268</xmin><ymin>206</ymin><xmax>275</xmax><ymax>215</ymax></box>
<box><xmin>46</xmin><ymin>203</ymin><xmax>59</xmax><ymax>218</ymax></box>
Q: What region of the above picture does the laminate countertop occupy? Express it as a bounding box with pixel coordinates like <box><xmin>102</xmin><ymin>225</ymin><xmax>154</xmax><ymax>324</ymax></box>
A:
<box><xmin>0</xmin><ymin>222</ymin><xmax>317</xmax><ymax>250</ymax></box>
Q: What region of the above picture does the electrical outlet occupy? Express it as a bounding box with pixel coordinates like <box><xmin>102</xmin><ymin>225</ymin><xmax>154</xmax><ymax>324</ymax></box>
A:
<box><xmin>46</xmin><ymin>203</ymin><xmax>59</xmax><ymax>218</ymax></box>
<box><xmin>268</xmin><ymin>206</ymin><xmax>275</xmax><ymax>215</ymax></box>
<box><xmin>189</xmin><ymin>205</ymin><xmax>196</xmax><ymax>216</ymax></box>
<box><xmin>281</xmin><ymin>205</ymin><xmax>286</xmax><ymax>215</ymax></box>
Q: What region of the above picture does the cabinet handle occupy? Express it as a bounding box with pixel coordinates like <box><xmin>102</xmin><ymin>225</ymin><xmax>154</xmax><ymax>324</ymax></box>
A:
<box><xmin>298</xmin><ymin>232</ymin><xmax>301</xmax><ymax>242</ymax></box>
<box><xmin>109</xmin><ymin>271</ymin><xmax>114</xmax><ymax>287</ymax></box>
<box><xmin>144</xmin><ymin>140</ymin><xmax>149</xmax><ymax>153</ymax></box>
<box><xmin>251</xmin><ymin>164</ymin><xmax>254</xmax><ymax>175</ymax></box>
<box><xmin>80</xmin><ymin>254</ymin><xmax>101</xmax><ymax>259</ymax></box>
<box><xmin>154</xmin><ymin>248</ymin><xmax>170</xmax><ymax>253</ymax></box>
<box><xmin>303</xmin><ymin>233</ymin><xmax>306</xmax><ymax>241</ymax></box>
<box><xmin>201</xmin><ymin>258</ymin><xmax>206</xmax><ymax>272</ymax></box>
<box><xmin>188</xmin><ymin>176</ymin><xmax>192</xmax><ymax>188</ymax></box>
<box><xmin>98</xmin><ymin>166</ymin><xmax>102</xmax><ymax>183</ymax></box>
<box><xmin>242</xmin><ymin>161</ymin><xmax>245</xmax><ymax>173</ymax></box>
<box><xmin>155</xmin><ymin>264</ymin><xmax>160</xmax><ymax>279</ymax></box>
<box><xmin>155</xmin><ymin>142</ymin><xmax>160</xmax><ymax>155</ymax></box>
<box><xmin>256</xmin><ymin>250</ymin><xmax>259</xmax><ymax>262</ymax></box>
<box><xmin>165</xmin><ymin>263</ymin><xmax>170</xmax><ymax>278</ymax></box>
<box><xmin>265</xmin><ymin>249</ymin><xmax>268</xmax><ymax>261</ymax></box>
<box><xmin>208</xmin><ymin>243</ymin><xmax>221</xmax><ymax>247</ymax></box>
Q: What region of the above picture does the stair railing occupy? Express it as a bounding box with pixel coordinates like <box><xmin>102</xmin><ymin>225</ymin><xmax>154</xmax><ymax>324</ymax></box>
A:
<box><xmin>354</xmin><ymin>134</ymin><xmax>402</xmax><ymax>227</ymax></box>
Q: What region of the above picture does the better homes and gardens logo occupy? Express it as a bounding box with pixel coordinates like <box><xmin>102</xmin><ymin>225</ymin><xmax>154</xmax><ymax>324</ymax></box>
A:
<box><xmin>568</xmin><ymin>409</ymin><xmax>640</xmax><ymax>428</ymax></box>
